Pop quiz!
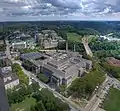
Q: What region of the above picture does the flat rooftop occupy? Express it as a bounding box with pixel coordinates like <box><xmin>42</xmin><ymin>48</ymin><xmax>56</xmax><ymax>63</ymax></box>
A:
<box><xmin>0</xmin><ymin>67</ymin><xmax>19</xmax><ymax>85</ymax></box>
<box><xmin>20</xmin><ymin>52</ymin><xmax>43</xmax><ymax>60</ymax></box>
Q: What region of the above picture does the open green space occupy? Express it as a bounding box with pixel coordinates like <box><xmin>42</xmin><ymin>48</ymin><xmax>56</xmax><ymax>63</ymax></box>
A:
<box><xmin>19</xmin><ymin>48</ymin><xmax>40</xmax><ymax>54</ymax></box>
<box><xmin>10</xmin><ymin>97</ymin><xmax>36</xmax><ymax>111</ymax></box>
<box><xmin>103</xmin><ymin>88</ymin><xmax>120</xmax><ymax>111</ymax></box>
<box><xmin>37</xmin><ymin>73</ymin><xmax>49</xmax><ymax>83</ymax></box>
<box><xmin>12</xmin><ymin>63</ymin><xmax>29</xmax><ymax>85</ymax></box>
<box><xmin>67</xmin><ymin>33</ymin><xmax>81</xmax><ymax>42</ymax></box>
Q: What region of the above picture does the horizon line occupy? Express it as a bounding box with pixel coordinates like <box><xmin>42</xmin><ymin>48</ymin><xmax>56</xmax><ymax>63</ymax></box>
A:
<box><xmin>1</xmin><ymin>19</ymin><xmax>120</xmax><ymax>23</ymax></box>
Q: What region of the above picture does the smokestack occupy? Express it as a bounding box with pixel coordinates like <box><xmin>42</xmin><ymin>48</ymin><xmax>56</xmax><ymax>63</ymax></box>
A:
<box><xmin>40</xmin><ymin>38</ymin><xmax>43</xmax><ymax>48</ymax></box>
<box><xmin>56</xmin><ymin>40</ymin><xmax>59</xmax><ymax>52</ymax></box>
<box><xmin>66</xmin><ymin>40</ymin><xmax>68</xmax><ymax>52</ymax></box>
<box><xmin>74</xmin><ymin>44</ymin><xmax>76</xmax><ymax>52</ymax></box>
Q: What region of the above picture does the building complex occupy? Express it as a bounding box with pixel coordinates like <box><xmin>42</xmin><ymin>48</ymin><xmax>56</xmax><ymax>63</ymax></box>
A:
<box><xmin>21</xmin><ymin>51</ymin><xmax>92</xmax><ymax>87</ymax></box>
<box><xmin>9</xmin><ymin>33</ymin><xmax>36</xmax><ymax>50</ymax></box>
<box><xmin>37</xmin><ymin>30</ymin><xmax>65</xmax><ymax>49</ymax></box>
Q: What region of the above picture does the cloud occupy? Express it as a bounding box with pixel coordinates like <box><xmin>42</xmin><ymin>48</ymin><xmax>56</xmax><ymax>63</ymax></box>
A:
<box><xmin>0</xmin><ymin>0</ymin><xmax>120</xmax><ymax>21</ymax></box>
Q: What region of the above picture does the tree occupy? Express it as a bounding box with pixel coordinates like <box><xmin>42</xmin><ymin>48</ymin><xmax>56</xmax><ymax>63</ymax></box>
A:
<box><xmin>31</xmin><ymin>101</ymin><xmax>46</xmax><ymax>111</ymax></box>
<box><xmin>100</xmin><ymin>61</ymin><xmax>120</xmax><ymax>79</ymax></box>
<box><xmin>30</xmin><ymin>105</ymin><xmax>36</xmax><ymax>111</ymax></box>
<box><xmin>7</xmin><ymin>85</ymin><xmax>33</xmax><ymax>105</ymax></box>
<box><xmin>12</xmin><ymin>63</ymin><xmax>29</xmax><ymax>85</ymax></box>
<box><xmin>31</xmin><ymin>82</ymin><xmax>40</xmax><ymax>92</ymax></box>
<box><xmin>32</xmin><ymin>89</ymin><xmax>70</xmax><ymax>111</ymax></box>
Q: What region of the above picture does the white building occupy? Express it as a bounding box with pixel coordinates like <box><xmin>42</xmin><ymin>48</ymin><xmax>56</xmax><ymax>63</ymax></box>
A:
<box><xmin>11</xmin><ymin>41</ymin><xmax>27</xmax><ymax>49</ymax></box>
<box><xmin>10</xmin><ymin>33</ymin><xmax>36</xmax><ymax>50</ymax></box>
<box><xmin>0</xmin><ymin>66</ymin><xmax>19</xmax><ymax>89</ymax></box>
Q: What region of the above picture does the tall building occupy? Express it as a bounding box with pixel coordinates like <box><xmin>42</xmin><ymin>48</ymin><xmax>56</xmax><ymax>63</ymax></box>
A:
<box><xmin>0</xmin><ymin>78</ymin><xmax>9</xmax><ymax>111</ymax></box>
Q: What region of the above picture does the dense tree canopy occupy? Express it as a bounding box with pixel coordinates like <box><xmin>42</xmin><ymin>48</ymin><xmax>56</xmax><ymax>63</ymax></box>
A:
<box><xmin>7</xmin><ymin>82</ymin><xmax>40</xmax><ymax>106</ymax></box>
<box><xmin>30</xmin><ymin>101</ymin><xmax>46</xmax><ymax>111</ymax></box>
<box><xmin>100</xmin><ymin>61</ymin><xmax>120</xmax><ymax>79</ymax></box>
<box><xmin>32</xmin><ymin>89</ymin><xmax>70</xmax><ymax>111</ymax></box>
<box><xmin>68</xmin><ymin>63</ymin><xmax>105</xmax><ymax>99</ymax></box>
<box><xmin>12</xmin><ymin>63</ymin><xmax>29</xmax><ymax>85</ymax></box>
<box><xmin>89</xmin><ymin>41</ymin><xmax>119</xmax><ymax>51</ymax></box>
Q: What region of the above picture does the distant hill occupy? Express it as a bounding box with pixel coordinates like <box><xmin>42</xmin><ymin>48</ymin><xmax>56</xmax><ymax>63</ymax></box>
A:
<box><xmin>0</xmin><ymin>21</ymin><xmax>120</xmax><ymax>35</ymax></box>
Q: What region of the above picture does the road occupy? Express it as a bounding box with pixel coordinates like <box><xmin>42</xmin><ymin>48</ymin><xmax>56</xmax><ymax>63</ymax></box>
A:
<box><xmin>84</xmin><ymin>74</ymin><xmax>120</xmax><ymax>111</ymax></box>
<box><xmin>99</xmin><ymin>64</ymin><xmax>120</xmax><ymax>91</ymax></box>
<box><xmin>12</xmin><ymin>60</ymin><xmax>83</xmax><ymax>111</ymax></box>
<box><xmin>85</xmin><ymin>55</ymin><xmax>120</xmax><ymax>111</ymax></box>
<box><xmin>82</xmin><ymin>37</ymin><xmax>93</xmax><ymax>57</ymax></box>
<box><xmin>85</xmin><ymin>76</ymin><xmax>114</xmax><ymax>111</ymax></box>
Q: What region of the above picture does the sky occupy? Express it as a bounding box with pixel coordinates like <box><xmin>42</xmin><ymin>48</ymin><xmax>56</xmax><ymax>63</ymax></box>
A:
<box><xmin>0</xmin><ymin>0</ymin><xmax>120</xmax><ymax>21</ymax></box>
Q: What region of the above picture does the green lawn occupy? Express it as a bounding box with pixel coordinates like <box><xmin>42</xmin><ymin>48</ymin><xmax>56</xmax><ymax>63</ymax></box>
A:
<box><xmin>103</xmin><ymin>88</ymin><xmax>120</xmax><ymax>111</ymax></box>
<box><xmin>67</xmin><ymin>33</ymin><xmax>81</xmax><ymax>42</ymax></box>
<box><xmin>10</xmin><ymin>97</ymin><xmax>36</xmax><ymax>111</ymax></box>
<box><xmin>19</xmin><ymin>48</ymin><xmax>40</xmax><ymax>54</ymax></box>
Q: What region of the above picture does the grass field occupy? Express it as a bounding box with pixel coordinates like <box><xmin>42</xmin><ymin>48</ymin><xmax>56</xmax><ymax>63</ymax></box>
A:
<box><xmin>10</xmin><ymin>97</ymin><xmax>36</xmax><ymax>111</ymax></box>
<box><xmin>67</xmin><ymin>33</ymin><xmax>81</xmax><ymax>42</ymax></box>
<box><xmin>67</xmin><ymin>33</ymin><xmax>98</xmax><ymax>43</ymax></box>
<box><xmin>103</xmin><ymin>88</ymin><xmax>120</xmax><ymax>111</ymax></box>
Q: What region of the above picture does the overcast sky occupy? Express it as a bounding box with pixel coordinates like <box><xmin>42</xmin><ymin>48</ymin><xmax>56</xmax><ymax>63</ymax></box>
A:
<box><xmin>0</xmin><ymin>0</ymin><xmax>120</xmax><ymax>21</ymax></box>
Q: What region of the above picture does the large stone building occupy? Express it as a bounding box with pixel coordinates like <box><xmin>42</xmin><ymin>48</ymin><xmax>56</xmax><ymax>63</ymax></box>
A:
<box><xmin>9</xmin><ymin>33</ymin><xmax>36</xmax><ymax>50</ymax></box>
<box><xmin>21</xmin><ymin>51</ymin><xmax>92</xmax><ymax>87</ymax></box>
<box><xmin>37</xmin><ymin>30</ymin><xmax>65</xmax><ymax>49</ymax></box>
<box><xmin>0</xmin><ymin>66</ymin><xmax>19</xmax><ymax>89</ymax></box>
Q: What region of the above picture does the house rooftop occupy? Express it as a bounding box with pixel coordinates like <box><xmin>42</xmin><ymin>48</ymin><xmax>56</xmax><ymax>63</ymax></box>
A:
<box><xmin>0</xmin><ymin>66</ymin><xmax>19</xmax><ymax>85</ymax></box>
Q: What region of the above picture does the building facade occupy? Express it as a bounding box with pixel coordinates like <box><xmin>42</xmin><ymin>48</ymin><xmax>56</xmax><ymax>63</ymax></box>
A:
<box><xmin>9</xmin><ymin>33</ymin><xmax>36</xmax><ymax>50</ymax></box>
<box><xmin>0</xmin><ymin>66</ymin><xmax>19</xmax><ymax>89</ymax></box>
<box><xmin>37</xmin><ymin>30</ymin><xmax>65</xmax><ymax>49</ymax></box>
